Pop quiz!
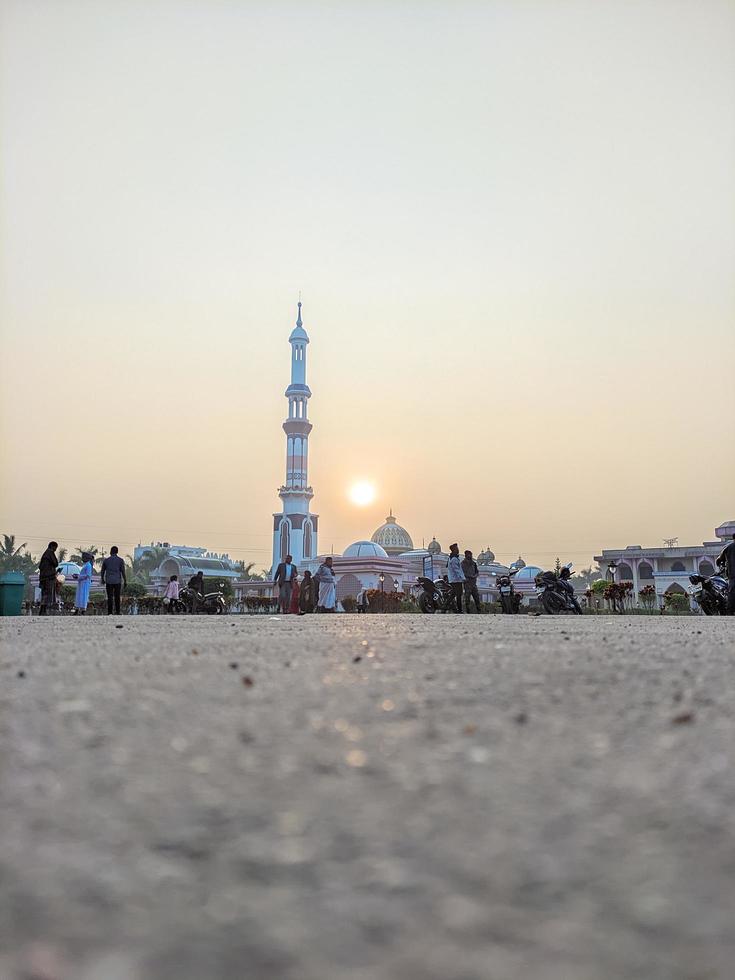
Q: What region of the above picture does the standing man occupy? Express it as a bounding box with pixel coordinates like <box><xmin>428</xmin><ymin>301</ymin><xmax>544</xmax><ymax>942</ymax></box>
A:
<box><xmin>461</xmin><ymin>549</ymin><xmax>482</xmax><ymax>613</ymax></box>
<box><xmin>187</xmin><ymin>570</ymin><xmax>205</xmax><ymax>613</ymax></box>
<box><xmin>100</xmin><ymin>546</ymin><xmax>127</xmax><ymax>615</ymax></box>
<box><xmin>447</xmin><ymin>543</ymin><xmax>466</xmax><ymax>613</ymax></box>
<box><xmin>314</xmin><ymin>556</ymin><xmax>336</xmax><ymax>613</ymax></box>
<box><xmin>717</xmin><ymin>532</ymin><xmax>735</xmax><ymax>615</ymax></box>
<box><xmin>274</xmin><ymin>554</ymin><xmax>297</xmax><ymax>614</ymax></box>
<box><xmin>38</xmin><ymin>541</ymin><xmax>59</xmax><ymax>616</ymax></box>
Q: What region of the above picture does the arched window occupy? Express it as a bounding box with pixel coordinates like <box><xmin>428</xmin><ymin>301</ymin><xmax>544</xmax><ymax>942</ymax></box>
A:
<box><xmin>279</xmin><ymin>521</ymin><xmax>290</xmax><ymax>560</ymax></box>
<box><xmin>303</xmin><ymin>522</ymin><xmax>312</xmax><ymax>559</ymax></box>
<box><xmin>699</xmin><ymin>560</ymin><xmax>715</xmax><ymax>577</ymax></box>
<box><xmin>671</xmin><ymin>561</ymin><xmax>686</xmax><ymax>573</ymax></box>
<box><xmin>337</xmin><ymin>574</ymin><xmax>362</xmax><ymax>602</ymax></box>
<box><xmin>638</xmin><ymin>562</ymin><xmax>654</xmax><ymax>580</ymax></box>
<box><xmin>618</xmin><ymin>563</ymin><xmax>633</xmax><ymax>582</ymax></box>
<box><xmin>665</xmin><ymin>582</ymin><xmax>686</xmax><ymax>595</ymax></box>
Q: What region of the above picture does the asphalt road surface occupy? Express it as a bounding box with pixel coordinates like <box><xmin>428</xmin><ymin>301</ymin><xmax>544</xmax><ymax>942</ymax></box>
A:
<box><xmin>1</xmin><ymin>614</ymin><xmax>734</xmax><ymax>980</ymax></box>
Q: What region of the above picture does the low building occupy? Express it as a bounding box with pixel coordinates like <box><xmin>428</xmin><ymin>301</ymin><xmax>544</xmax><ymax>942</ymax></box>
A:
<box><xmin>136</xmin><ymin>543</ymin><xmax>244</xmax><ymax>593</ymax></box>
<box><xmin>594</xmin><ymin>520</ymin><xmax>733</xmax><ymax>606</ymax></box>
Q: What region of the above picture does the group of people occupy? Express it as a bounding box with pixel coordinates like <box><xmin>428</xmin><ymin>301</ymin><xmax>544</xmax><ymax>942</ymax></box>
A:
<box><xmin>38</xmin><ymin>542</ymin><xmax>127</xmax><ymax>615</ymax></box>
<box><xmin>274</xmin><ymin>555</ymin><xmax>337</xmax><ymax>614</ymax></box>
<box><xmin>446</xmin><ymin>544</ymin><xmax>484</xmax><ymax>613</ymax></box>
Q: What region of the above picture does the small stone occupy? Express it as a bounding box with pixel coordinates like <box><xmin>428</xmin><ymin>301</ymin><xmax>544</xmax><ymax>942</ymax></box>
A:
<box><xmin>17</xmin><ymin>670</ymin><xmax>25</xmax><ymax>678</ymax></box>
<box><xmin>352</xmin><ymin>655</ymin><xmax>362</xmax><ymax>663</ymax></box>
<box><xmin>229</xmin><ymin>662</ymin><xmax>239</xmax><ymax>670</ymax></box>
<box><xmin>115</xmin><ymin>625</ymin><xmax>124</xmax><ymax>629</ymax></box>
<box><xmin>242</xmin><ymin>676</ymin><xmax>254</xmax><ymax>688</ymax></box>
<box><xmin>191</xmin><ymin>649</ymin><xmax>199</xmax><ymax>656</ymax></box>
<box><xmin>672</xmin><ymin>711</ymin><xmax>695</xmax><ymax>725</ymax></box>
<box><xmin>463</xmin><ymin>724</ymin><xmax>477</xmax><ymax>735</ymax></box>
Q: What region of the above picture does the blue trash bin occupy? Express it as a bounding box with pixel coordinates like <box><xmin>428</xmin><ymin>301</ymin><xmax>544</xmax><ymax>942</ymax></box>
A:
<box><xmin>0</xmin><ymin>571</ymin><xmax>26</xmax><ymax>616</ymax></box>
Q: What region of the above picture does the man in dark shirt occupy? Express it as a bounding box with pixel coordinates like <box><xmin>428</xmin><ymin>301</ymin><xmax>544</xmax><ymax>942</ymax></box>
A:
<box><xmin>461</xmin><ymin>550</ymin><xmax>482</xmax><ymax>613</ymax></box>
<box><xmin>38</xmin><ymin>541</ymin><xmax>59</xmax><ymax>616</ymax></box>
<box><xmin>101</xmin><ymin>546</ymin><xmax>127</xmax><ymax>615</ymax></box>
<box><xmin>274</xmin><ymin>555</ymin><xmax>297</xmax><ymax>614</ymax></box>
<box><xmin>717</xmin><ymin>533</ymin><xmax>735</xmax><ymax>615</ymax></box>
<box><xmin>187</xmin><ymin>571</ymin><xmax>205</xmax><ymax>613</ymax></box>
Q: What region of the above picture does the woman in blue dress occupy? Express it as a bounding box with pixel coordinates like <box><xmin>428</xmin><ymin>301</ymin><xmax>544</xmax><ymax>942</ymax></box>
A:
<box><xmin>74</xmin><ymin>552</ymin><xmax>94</xmax><ymax>615</ymax></box>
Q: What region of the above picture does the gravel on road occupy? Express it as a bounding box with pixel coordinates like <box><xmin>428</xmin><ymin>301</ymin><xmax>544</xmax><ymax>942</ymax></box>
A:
<box><xmin>1</xmin><ymin>614</ymin><xmax>734</xmax><ymax>980</ymax></box>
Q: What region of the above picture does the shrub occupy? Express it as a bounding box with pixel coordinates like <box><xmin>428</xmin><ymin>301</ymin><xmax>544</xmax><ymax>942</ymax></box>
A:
<box><xmin>665</xmin><ymin>592</ymin><xmax>691</xmax><ymax>613</ymax></box>
<box><xmin>365</xmin><ymin>589</ymin><xmax>405</xmax><ymax>613</ymax></box>
<box><xmin>341</xmin><ymin>595</ymin><xmax>357</xmax><ymax>613</ymax></box>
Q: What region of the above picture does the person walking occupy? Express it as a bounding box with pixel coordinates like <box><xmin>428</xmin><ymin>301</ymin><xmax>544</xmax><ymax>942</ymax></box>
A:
<box><xmin>163</xmin><ymin>575</ymin><xmax>179</xmax><ymax>613</ymax></box>
<box><xmin>299</xmin><ymin>570</ymin><xmax>315</xmax><ymax>614</ymax></box>
<box><xmin>274</xmin><ymin>555</ymin><xmax>297</xmax><ymax>614</ymax></box>
<box><xmin>461</xmin><ymin>550</ymin><xmax>482</xmax><ymax>613</ymax></box>
<box><xmin>356</xmin><ymin>586</ymin><xmax>370</xmax><ymax>613</ymax></box>
<box><xmin>314</xmin><ymin>556</ymin><xmax>336</xmax><ymax>612</ymax></box>
<box><xmin>38</xmin><ymin>541</ymin><xmax>59</xmax><ymax>616</ymax></box>
<box><xmin>717</xmin><ymin>532</ymin><xmax>735</xmax><ymax>615</ymax></box>
<box><xmin>74</xmin><ymin>552</ymin><xmax>94</xmax><ymax>615</ymax></box>
<box><xmin>447</xmin><ymin>543</ymin><xmax>466</xmax><ymax>613</ymax></box>
<box><xmin>100</xmin><ymin>546</ymin><xmax>127</xmax><ymax>615</ymax></box>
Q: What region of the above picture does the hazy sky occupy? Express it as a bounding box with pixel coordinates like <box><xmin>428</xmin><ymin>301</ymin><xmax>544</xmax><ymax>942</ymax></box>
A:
<box><xmin>1</xmin><ymin>0</ymin><xmax>733</xmax><ymax>570</ymax></box>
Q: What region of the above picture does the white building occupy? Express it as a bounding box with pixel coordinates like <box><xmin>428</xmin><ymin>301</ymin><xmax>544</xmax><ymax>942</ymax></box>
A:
<box><xmin>271</xmin><ymin>302</ymin><xmax>318</xmax><ymax>576</ymax></box>
<box><xmin>594</xmin><ymin>520</ymin><xmax>734</xmax><ymax>606</ymax></box>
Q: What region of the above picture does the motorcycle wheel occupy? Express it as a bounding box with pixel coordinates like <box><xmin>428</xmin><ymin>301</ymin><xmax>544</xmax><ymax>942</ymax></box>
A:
<box><xmin>542</xmin><ymin>592</ymin><xmax>563</xmax><ymax>615</ymax></box>
<box><xmin>418</xmin><ymin>593</ymin><xmax>435</xmax><ymax>614</ymax></box>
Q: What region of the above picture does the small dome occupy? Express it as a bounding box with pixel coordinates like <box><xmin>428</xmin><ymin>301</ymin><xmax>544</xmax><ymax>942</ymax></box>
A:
<box><xmin>510</xmin><ymin>555</ymin><xmax>526</xmax><ymax>571</ymax></box>
<box><xmin>477</xmin><ymin>546</ymin><xmax>495</xmax><ymax>564</ymax></box>
<box><xmin>514</xmin><ymin>565</ymin><xmax>543</xmax><ymax>582</ymax></box>
<box><xmin>343</xmin><ymin>540</ymin><xmax>389</xmax><ymax>559</ymax></box>
<box><xmin>371</xmin><ymin>511</ymin><xmax>414</xmax><ymax>556</ymax></box>
<box><xmin>427</xmin><ymin>537</ymin><xmax>442</xmax><ymax>555</ymax></box>
<box><xmin>289</xmin><ymin>301</ymin><xmax>309</xmax><ymax>343</ymax></box>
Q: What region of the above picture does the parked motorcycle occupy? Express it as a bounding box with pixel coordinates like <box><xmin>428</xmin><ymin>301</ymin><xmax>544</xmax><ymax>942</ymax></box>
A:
<box><xmin>535</xmin><ymin>564</ymin><xmax>582</xmax><ymax>615</ymax></box>
<box><xmin>689</xmin><ymin>568</ymin><xmax>729</xmax><ymax>616</ymax></box>
<box><xmin>179</xmin><ymin>583</ymin><xmax>227</xmax><ymax>615</ymax></box>
<box><xmin>497</xmin><ymin>567</ymin><xmax>521</xmax><ymax>614</ymax></box>
<box><xmin>417</xmin><ymin>576</ymin><xmax>458</xmax><ymax>614</ymax></box>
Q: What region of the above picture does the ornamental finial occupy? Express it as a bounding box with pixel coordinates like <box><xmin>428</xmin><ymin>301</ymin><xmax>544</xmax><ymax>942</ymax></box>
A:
<box><xmin>296</xmin><ymin>298</ymin><xmax>302</xmax><ymax>328</ymax></box>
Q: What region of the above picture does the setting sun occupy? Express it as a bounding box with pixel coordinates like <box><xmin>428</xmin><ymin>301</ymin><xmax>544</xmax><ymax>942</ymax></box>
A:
<box><xmin>349</xmin><ymin>480</ymin><xmax>376</xmax><ymax>507</ymax></box>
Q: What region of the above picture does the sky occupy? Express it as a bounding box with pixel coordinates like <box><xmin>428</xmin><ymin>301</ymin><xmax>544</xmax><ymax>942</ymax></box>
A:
<box><xmin>1</xmin><ymin>0</ymin><xmax>733</xmax><ymax>571</ymax></box>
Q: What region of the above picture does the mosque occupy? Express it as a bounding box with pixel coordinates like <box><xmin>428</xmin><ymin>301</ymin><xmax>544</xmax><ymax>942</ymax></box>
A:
<box><xmin>266</xmin><ymin>303</ymin><xmax>518</xmax><ymax>606</ymax></box>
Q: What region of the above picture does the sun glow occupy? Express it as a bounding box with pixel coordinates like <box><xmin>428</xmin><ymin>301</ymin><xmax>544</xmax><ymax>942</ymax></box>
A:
<box><xmin>349</xmin><ymin>481</ymin><xmax>376</xmax><ymax>507</ymax></box>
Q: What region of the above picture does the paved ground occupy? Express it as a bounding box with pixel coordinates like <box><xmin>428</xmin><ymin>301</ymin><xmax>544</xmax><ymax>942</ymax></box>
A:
<box><xmin>1</xmin><ymin>614</ymin><xmax>734</xmax><ymax>980</ymax></box>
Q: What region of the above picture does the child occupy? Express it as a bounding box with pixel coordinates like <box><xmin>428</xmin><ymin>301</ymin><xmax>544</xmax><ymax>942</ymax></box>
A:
<box><xmin>163</xmin><ymin>575</ymin><xmax>179</xmax><ymax>612</ymax></box>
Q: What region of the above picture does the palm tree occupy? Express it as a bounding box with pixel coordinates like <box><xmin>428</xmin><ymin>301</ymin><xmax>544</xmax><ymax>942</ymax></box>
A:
<box><xmin>0</xmin><ymin>533</ymin><xmax>37</xmax><ymax>577</ymax></box>
<box><xmin>57</xmin><ymin>547</ymin><xmax>68</xmax><ymax>563</ymax></box>
<box><xmin>70</xmin><ymin>545</ymin><xmax>100</xmax><ymax>566</ymax></box>
<box><xmin>0</xmin><ymin>534</ymin><xmax>27</xmax><ymax>562</ymax></box>
<box><xmin>570</xmin><ymin>565</ymin><xmax>603</xmax><ymax>588</ymax></box>
<box><xmin>235</xmin><ymin>560</ymin><xmax>266</xmax><ymax>581</ymax></box>
<box><xmin>125</xmin><ymin>546</ymin><xmax>170</xmax><ymax>585</ymax></box>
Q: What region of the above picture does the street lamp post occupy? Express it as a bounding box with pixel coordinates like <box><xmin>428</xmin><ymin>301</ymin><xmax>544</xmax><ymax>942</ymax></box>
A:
<box><xmin>607</xmin><ymin>560</ymin><xmax>618</xmax><ymax>613</ymax></box>
<box><xmin>379</xmin><ymin>573</ymin><xmax>385</xmax><ymax>613</ymax></box>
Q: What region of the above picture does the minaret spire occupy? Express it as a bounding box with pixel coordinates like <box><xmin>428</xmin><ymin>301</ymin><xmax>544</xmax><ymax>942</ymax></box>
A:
<box><xmin>272</xmin><ymin>302</ymin><xmax>318</xmax><ymax>577</ymax></box>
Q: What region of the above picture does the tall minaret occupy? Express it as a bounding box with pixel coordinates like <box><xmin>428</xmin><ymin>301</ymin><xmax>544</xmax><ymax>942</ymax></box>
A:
<box><xmin>272</xmin><ymin>301</ymin><xmax>318</xmax><ymax>575</ymax></box>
